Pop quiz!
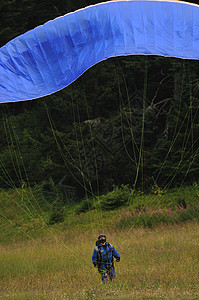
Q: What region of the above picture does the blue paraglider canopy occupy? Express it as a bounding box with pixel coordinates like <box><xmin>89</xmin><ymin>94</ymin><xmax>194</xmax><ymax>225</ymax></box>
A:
<box><xmin>0</xmin><ymin>0</ymin><xmax>199</xmax><ymax>103</ymax></box>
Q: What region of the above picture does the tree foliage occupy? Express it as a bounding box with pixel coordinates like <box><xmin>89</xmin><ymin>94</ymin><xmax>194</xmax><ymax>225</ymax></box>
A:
<box><xmin>0</xmin><ymin>1</ymin><xmax>198</xmax><ymax>200</ymax></box>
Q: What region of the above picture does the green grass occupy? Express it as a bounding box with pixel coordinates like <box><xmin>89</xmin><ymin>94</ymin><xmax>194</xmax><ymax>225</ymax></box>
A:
<box><xmin>0</xmin><ymin>222</ymin><xmax>199</xmax><ymax>299</ymax></box>
<box><xmin>0</xmin><ymin>185</ymin><xmax>199</xmax><ymax>299</ymax></box>
<box><xmin>1</xmin><ymin>184</ymin><xmax>198</xmax><ymax>243</ymax></box>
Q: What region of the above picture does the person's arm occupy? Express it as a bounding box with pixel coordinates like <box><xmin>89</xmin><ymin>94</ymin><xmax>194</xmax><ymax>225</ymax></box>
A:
<box><xmin>112</xmin><ymin>247</ymin><xmax>120</xmax><ymax>262</ymax></box>
<box><xmin>92</xmin><ymin>248</ymin><xmax>98</xmax><ymax>267</ymax></box>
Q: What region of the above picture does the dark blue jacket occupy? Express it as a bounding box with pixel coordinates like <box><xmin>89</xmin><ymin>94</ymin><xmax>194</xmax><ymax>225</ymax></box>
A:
<box><xmin>92</xmin><ymin>242</ymin><xmax>120</xmax><ymax>265</ymax></box>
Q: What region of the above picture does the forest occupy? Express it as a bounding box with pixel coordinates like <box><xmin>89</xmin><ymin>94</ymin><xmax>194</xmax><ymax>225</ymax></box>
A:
<box><xmin>0</xmin><ymin>0</ymin><xmax>198</xmax><ymax>202</ymax></box>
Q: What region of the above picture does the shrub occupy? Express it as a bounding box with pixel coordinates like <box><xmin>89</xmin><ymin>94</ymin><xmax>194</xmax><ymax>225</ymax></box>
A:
<box><xmin>98</xmin><ymin>185</ymin><xmax>133</xmax><ymax>210</ymax></box>
<box><xmin>48</xmin><ymin>207</ymin><xmax>65</xmax><ymax>225</ymax></box>
<box><xmin>75</xmin><ymin>197</ymin><xmax>94</xmax><ymax>214</ymax></box>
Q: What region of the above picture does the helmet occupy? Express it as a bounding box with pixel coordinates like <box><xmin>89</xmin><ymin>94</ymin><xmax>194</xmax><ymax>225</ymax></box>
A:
<box><xmin>95</xmin><ymin>234</ymin><xmax>106</xmax><ymax>246</ymax></box>
<box><xmin>98</xmin><ymin>234</ymin><xmax>106</xmax><ymax>241</ymax></box>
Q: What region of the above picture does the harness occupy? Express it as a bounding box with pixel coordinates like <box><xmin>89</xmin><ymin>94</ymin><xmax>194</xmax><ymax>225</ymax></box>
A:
<box><xmin>96</xmin><ymin>242</ymin><xmax>114</xmax><ymax>269</ymax></box>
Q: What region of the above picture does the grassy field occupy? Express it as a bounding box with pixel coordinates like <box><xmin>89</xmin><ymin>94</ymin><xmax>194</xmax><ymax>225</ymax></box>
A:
<box><xmin>0</xmin><ymin>220</ymin><xmax>199</xmax><ymax>299</ymax></box>
<box><xmin>0</xmin><ymin>186</ymin><xmax>199</xmax><ymax>299</ymax></box>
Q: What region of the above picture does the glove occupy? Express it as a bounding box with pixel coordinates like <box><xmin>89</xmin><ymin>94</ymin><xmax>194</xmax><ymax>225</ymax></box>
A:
<box><xmin>93</xmin><ymin>262</ymin><xmax>98</xmax><ymax>268</ymax></box>
<box><xmin>116</xmin><ymin>257</ymin><xmax>120</xmax><ymax>262</ymax></box>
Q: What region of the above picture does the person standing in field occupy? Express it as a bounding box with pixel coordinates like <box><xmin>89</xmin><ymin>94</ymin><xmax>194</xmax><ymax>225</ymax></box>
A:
<box><xmin>92</xmin><ymin>234</ymin><xmax>120</xmax><ymax>283</ymax></box>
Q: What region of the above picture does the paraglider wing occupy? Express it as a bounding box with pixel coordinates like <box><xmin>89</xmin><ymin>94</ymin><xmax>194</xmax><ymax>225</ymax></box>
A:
<box><xmin>0</xmin><ymin>0</ymin><xmax>199</xmax><ymax>103</ymax></box>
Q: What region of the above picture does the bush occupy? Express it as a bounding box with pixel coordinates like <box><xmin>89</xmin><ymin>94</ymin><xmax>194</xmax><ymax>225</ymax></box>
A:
<box><xmin>98</xmin><ymin>185</ymin><xmax>133</xmax><ymax>210</ymax></box>
<box><xmin>48</xmin><ymin>207</ymin><xmax>65</xmax><ymax>225</ymax></box>
<box><xmin>75</xmin><ymin>198</ymin><xmax>94</xmax><ymax>214</ymax></box>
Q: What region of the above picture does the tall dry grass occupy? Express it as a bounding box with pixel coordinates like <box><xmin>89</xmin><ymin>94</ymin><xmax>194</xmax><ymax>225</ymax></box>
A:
<box><xmin>0</xmin><ymin>221</ymin><xmax>198</xmax><ymax>299</ymax></box>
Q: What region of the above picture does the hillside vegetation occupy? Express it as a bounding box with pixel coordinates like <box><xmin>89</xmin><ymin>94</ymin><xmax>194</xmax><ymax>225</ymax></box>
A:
<box><xmin>0</xmin><ymin>184</ymin><xmax>199</xmax><ymax>243</ymax></box>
